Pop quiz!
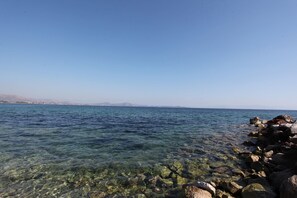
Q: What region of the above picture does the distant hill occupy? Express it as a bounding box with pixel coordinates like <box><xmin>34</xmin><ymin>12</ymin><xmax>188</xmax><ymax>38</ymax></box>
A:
<box><xmin>0</xmin><ymin>94</ymin><xmax>136</xmax><ymax>107</ymax></box>
<box><xmin>0</xmin><ymin>94</ymin><xmax>32</xmax><ymax>104</ymax></box>
<box><xmin>0</xmin><ymin>94</ymin><xmax>70</xmax><ymax>105</ymax></box>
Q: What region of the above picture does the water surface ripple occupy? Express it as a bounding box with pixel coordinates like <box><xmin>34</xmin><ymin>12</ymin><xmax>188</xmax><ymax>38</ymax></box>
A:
<box><xmin>1</xmin><ymin>105</ymin><xmax>297</xmax><ymax>197</ymax></box>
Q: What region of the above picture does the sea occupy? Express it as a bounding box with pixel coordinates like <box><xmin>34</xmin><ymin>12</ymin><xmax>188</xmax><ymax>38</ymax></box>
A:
<box><xmin>1</xmin><ymin>104</ymin><xmax>297</xmax><ymax>197</ymax></box>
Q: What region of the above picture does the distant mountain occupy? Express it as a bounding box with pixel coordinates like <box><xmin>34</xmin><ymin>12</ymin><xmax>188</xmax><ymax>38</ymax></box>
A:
<box><xmin>0</xmin><ymin>94</ymin><xmax>32</xmax><ymax>104</ymax></box>
<box><xmin>0</xmin><ymin>94</ymin><xmax>137</xmax><ymax>107</ymax></box>
<box><xmin>93</xmin><ymin>102</ymin><xmax>135</xmax><ymax>107</ymax></box>
<box><xmin>0</xmin><ymin>94</ymin><xmax>70</xmax><ymax>105</ymax></box>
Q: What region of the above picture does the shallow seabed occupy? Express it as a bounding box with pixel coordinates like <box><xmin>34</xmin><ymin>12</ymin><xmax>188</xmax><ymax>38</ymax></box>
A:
<box><xmin>1</xmin><ymin>105</ymin><xmax>297</xmax><ymax>197</ymax></box>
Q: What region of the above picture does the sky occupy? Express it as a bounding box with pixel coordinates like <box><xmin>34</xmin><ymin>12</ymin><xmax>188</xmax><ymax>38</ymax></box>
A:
<box><xmin>1</xmin><ymin>0</ymin><xmax>297</xmax><ymax>109</ymax></box>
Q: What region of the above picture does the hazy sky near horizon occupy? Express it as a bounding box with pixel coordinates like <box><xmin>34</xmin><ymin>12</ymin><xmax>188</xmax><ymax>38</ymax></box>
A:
<box><xmin>1</xmin><ymin>0</ymin><xmax>297</xmax><ymax>109</ymax></box>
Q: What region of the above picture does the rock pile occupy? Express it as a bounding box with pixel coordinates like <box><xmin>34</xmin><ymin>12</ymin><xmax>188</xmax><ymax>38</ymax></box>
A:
<box><xmin>184</xmin><ymin>114</ymin><xmax>297</xmax><ymax>198</ymax></box>
<box><xmin>248</xmin><ymin>115</ymin><xmax>297</xmax><ymax>198</ymax></box>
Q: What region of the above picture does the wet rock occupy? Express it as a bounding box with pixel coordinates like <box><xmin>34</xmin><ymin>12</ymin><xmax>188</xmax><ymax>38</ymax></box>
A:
<box><xmin>267</xmin><ymin>115</ymin><xmax>296</xmax><ymax>125</ymax></box>
<box><xmin>171</xmin><ymin>161</ymin><xmax>184</xmax><ymax>175</ymax></box>
<box><xmin>88</xmin><ymin>191</ymin><xmax>106</xmax><ymax>198</ymax></box>
<box><xmin>232</xmin><ymin>147</ymin><xmax>241</xmax><ymax>154</ymax></box>
<box><xmin>248</xmin><ymin>131</ymin><xmax>259</xmax><ymax>137</ymax></box>
<box><xmin>265</xmin><ymin>144</ymin><xmax>280</xmax><ymax>152</ymax></box>
<box><xmin>264</xmin><ymin>150</ymin><xmax>274</xmax><ymax>158</ymax></box>
<box><xmin>152</xmin><ymin>187</ymin><xmax>162</xmax><ymax>194</ymax></box>
<box><xmin>251</xmin><ymin>161</ymin><xmax>265</xmax><ymax>172</ymax></box>
<box><xmin>213</xmin><ymin>166</ymin><xmax>230</xmax><ymax>174</ymax></box>
<box><xmin>280</xmin><ymin>175</ymin><xmax>297</xmax><ymax>198</ymax></box>
<box><xmin>186</xmin><ymin>161</ymin><xmax>209</xmax><ymax>178</ymax></box>
<box><xmin>262</xmin><ymin>120</ymin><xmax>268</xmax><ymax>124</ymax></box>
<box><xmin>243</xmin><ymin>141</ymin><xmax>256</xmax><ymax>146</ymax></box>
<box><xmin>185</xmin><ymin>185</ymin><xmax>212</xmax><ymax>198</ymax></box>
<box><xmin>245</xmin><ymin>177</ymin><xmax>270</xmax><ymax>187</ymax></box>
<box><xmin>160</xmin><ymin>166</ymin><xmax>171</xmax><ymax>178</ymax></box>
<box><xmin>232</xmin><ymin>168</ymin><xmax>245</xmax><ymax>177</ymax></box>
<box><xmin>220</xmin><ymin>181</ymin><xmax>243</xmax><ymax>194</ymax></box>
<box><xmin>146</xmin><ymin>175</ymin><xmax>160</xmax><ymax>186</ymax></box>
<box><xmin>134</xmin><ymin>194</ymin><xmax>146</xmax><ymax>198</ymax></box>
<box><xmin>289</xmin><ymin>135</ymin><xmax>297</xmax><ymax>144</ymax></box>
<box><xmin>216</xmin><ymin>189</ymin><xmax>234</xmax><ymax>198</ymax></box>
<box><xmin>250</xmin><ymin>117</ymin><xmax>261</xmax><ymax>125</ymax></box>
<box><xmin>246</xmin><ymin>154</ymin><xmax>260</xmax><ymax>163</ymax></box>
<box><xmin>271</xmin><ymin>153</ymin><xmax>286</xmax><ymax>165</ymax></box>
<box><xmin>241</xmin><ymin>183</ymin><xmax>276</xmax><ymax>198</ymax></box>
<box><xmin>253</xmin><ymin>146</ymin><xmax>262</xmax><ymax>155</ymax></box>
<box><xmin>176</xmin><ymin>175</ymin><xmax>188</xmax><ymax>185</ymax></box>
<box><xmin>159</xmin><ymin>178</ymin><xmax>174</xmax><ymax>187</ymax></box>
<box><xmin>257</xmin><ymin>171</ymin><xmax>267</xmax><ymax>177</ymax></box>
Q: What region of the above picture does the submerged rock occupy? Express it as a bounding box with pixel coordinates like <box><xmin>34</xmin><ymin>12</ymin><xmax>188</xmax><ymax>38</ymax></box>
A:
<box><xmin>160</xmin><ymin>166</ymin><xmax>171</xmax><ymax>179</ymax></box>
<box><xmin>171</xmin><ymin>161</ymin><xmax>184</xmax><ymax>175</ymax></box>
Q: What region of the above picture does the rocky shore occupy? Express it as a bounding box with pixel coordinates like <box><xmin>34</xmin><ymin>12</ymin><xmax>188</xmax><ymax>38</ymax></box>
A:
<box><xmin>183</xmin><ymin>115</ymin><xmax>297</xmax><ymax>198</ymax></box>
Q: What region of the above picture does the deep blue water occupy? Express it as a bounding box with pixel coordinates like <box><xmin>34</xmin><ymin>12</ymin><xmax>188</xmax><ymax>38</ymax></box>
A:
<box><xmin>1</xmin><ymin>104</ymin><xmax>297</xmax><ymax>197</ymax></box>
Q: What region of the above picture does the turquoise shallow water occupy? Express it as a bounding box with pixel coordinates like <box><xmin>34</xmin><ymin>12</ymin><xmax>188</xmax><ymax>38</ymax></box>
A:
<box><xmin>1</xmin><ymin>104</ymin><xmax>297</xmax><ymax>197</ymax></box>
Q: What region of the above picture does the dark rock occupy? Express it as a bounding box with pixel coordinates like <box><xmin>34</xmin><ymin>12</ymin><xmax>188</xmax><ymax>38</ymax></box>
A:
<box><xmin>243</xmin><ymin>141</ymin><xmax>256</xmax><ymax>146</ymax></box>
<box><xmin>267</xmin><ymin>115</ymin><xmax>296</xmax><ymax>125</ymax></box>
<box><xmin>246</xmin><ymin>154</ymin><xmax>260</xmax><ymax>163</ymax></box>
<box><xmin>280</xmin><ymin>175</ymin><xmax>297</xmax><ymax>198</ymax></box>
<box><xmin>251</xmin><ymin>161</ymin><xmax>265</xmax><ymax>172</ymax></box>
<box><xmin>271</xmin><ymin>153</ymin><xmax>286</xmax><ymax>165</ymax></box>
<box><xmin>185</xmin><ymin>185</ymin><xmax>212</xmax><ymax>198</ymax></box>
<box><xmin>270</xmin><ymin>169</ymin><xmax>294</xmax><ymax>190</ymax></box>
<box><xmin>245</xmin><ymin>177</ymin><xmax>270</xmax><ymax>187</ymax></box>
<box><xmin>232</xmin><ymin>168</ymin><xmax>246</xmax><ymax>177</ymax></box>
<box><xmin>241</xmin><ymin>183</ymin><xmax>276</xmax><ymax>198</ymax></box>
<box><xmin>216</xmin><ymin>189</ymin><xmax>234</xmax><ymax>198</ymax></box>
<box><xmin>253</xmin><ymin>146</ymin><xmax>262</xmax><ymax>155</ymax></box>
<box><xmin>248</xmin><ymin>131</ymin><xmax>259</xmax><ymax>137</ymax></box>
<box><xmin>220</xmin><ymin>181</ymin><xmax>243</xmax><ymax>194</ymax></box>
<box><xmin>255</xmin><ymin>123</ymin><xmax>265</xmax><ymax>128</ymax></box>
<box><xmin>250</xmin><ymin>117</ymin><xmax>261</xmax><ymax>125</ymax></box>
<box><xmin>264</xmin><ymin>150</ymin><xmax>274</xmax><ymax>158</ymax></box>
<box><xmin>289</xmin><ymin>135</ymin><xmax>297</xmax><ymax>144</ymax></box>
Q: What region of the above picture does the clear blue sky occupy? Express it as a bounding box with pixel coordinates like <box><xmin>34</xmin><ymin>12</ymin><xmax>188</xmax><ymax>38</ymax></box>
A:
<box><xmin>1</xmin><ymin>0</ymin><xmax>297</xmax><ymax>109</ymax></box>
